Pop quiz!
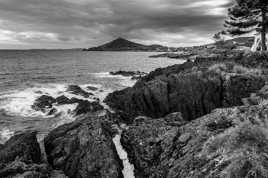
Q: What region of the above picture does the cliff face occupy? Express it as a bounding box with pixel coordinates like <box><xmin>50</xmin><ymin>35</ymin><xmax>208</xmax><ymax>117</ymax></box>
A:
<box><xmin>105</xmin><ymin>61</ymin><xmax>265</xmax><ymax>121</ymax></box>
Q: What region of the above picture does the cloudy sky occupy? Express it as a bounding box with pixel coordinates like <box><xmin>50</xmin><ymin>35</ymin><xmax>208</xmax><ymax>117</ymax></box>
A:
<box><xmin>0</xmin><ymin>0</ymin><xmax>233</xmax><ymax>49</ymax></box>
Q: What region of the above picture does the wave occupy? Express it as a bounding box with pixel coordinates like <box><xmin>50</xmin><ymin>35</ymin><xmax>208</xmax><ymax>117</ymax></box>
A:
<box><xmin>91</xmin><ymin>72</ymin><xmax>137</xmax><ymax>87</ymax></box>
<box><xmin>0</xmin><ymin>83</ymin><xmax>111</xmax><ymax>118</ymax></box>
<box><xmin>0</xmin><ymin>127</ymin><xmax>14</xmax><ymax>143</ymax></box>
<box><xmin>0</xmin><ymin>73</ymin><xmax>136</xmax><ymax>143</ymax></box>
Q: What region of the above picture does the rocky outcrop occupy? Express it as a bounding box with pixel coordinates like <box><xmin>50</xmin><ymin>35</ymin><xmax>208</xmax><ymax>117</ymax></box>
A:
<box><xmin>105</xmin><ymin>62</ymin><xmax>265</xmax><ymax>121</ymax></box>
<box><xmin>32</xmin><ymin>95</ymin><xmax>56</xmax><ymax>113</ymax></box>
<box><xmin>0</xmin><ymin>131</ymin><xmax>66</xmax><ymax>178</ymax></box>
<box><xmin>121</xmin><ymin>104</ymin><xmax>268</xmax><ymax>178</ymax></box>
<box><xmin>0</xmin><ymin>131</ymin><xmax>41</xmax><ymax>164</ymax></box>
<box><xmin>149</xmin><ymin>52</ymin><xmax>194</xmax><ymax>59</ymax></box>
<box><xmin>44</xmin><ymin>112</ymin><xmax>123</xmax><ymax>178</ymax></box>
<box><xmin>67</xmin><ymin>85</ymin><xmax>93</xmax><ymax>98</ymax></box>
<box><xmin>110</xmin><ymin>70</ymin><xmax>148</xmax><ymax>80</ymax></box>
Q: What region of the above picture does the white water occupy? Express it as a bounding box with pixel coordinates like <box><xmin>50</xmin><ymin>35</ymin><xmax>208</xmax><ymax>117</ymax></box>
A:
<box><xmin>92</xmin><ymin>72</ymin><xmax>137</xmax><ymax>87</ymax></box>
<box><xmin>112</xmin><ymin>126</ymin><xmax>135</xmax><ymax>178</ymax></box>
<box><xmin>0</xmin><ymin>83</ymin><xmax>111</xmax><ymax>118</ymax></box>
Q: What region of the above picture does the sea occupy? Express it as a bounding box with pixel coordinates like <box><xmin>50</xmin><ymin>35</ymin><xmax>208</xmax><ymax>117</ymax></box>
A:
<box><xmin>0</xmin><ymin>50</ymin><xmax>184</xmax><ymax>143</ymax></box>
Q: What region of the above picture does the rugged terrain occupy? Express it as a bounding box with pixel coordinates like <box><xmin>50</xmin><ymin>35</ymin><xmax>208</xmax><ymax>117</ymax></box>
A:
<box><xmin>1</xmin><ymin>51</ymin><xmax>268</xmax><ymax>178</ymax></box>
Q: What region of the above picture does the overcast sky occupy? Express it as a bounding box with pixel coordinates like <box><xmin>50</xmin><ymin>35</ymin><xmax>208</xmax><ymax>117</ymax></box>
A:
<box><xmin>0</xmin><ymin>0</ymin><xmax>233</xmax><ymax>49</ymax></box>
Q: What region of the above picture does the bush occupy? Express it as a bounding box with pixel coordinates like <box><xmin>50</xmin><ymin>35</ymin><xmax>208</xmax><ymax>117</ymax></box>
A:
<box><xmin>201</xmin><ymin>122</ymin><xmax>268</xmax><ymax>178</ymax></box>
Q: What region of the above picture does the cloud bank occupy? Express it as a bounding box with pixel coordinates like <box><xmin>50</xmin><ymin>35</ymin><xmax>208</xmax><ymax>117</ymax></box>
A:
<box><xmin>0</xmin><ymin>0</ymin><xmax>232</xmax><ymax>49</ymax></box>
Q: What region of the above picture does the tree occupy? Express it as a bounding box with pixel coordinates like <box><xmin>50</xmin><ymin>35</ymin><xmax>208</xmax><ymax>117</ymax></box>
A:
<box><xmin>224</xmin><ymin>0</ymin><xmax>268</xmax><ymax>51</ymax></box>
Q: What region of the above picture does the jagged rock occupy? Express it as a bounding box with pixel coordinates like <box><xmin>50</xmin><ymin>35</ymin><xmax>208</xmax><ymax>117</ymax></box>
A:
<box><xmin>105</xmin><ymin>62</ymin><xmax>265</xmax><ymax>121</ymax></box>
<box><xmin>55</xmin><ymin>95</ymin><xmax>72</xmax><ymax>105</ymax></box>
<box><xmin>74</xmin><ymin>100</ymin><xmax>104</xmax><ymax>115</ymax></box>
<box><xmin>110</xmin><ymin>70</ymin><xmax>147</xmax><ymax>80</ymax></box>
<box><xmin>86</xmin><ymin>86</ymin><xmax>99</xmax><ymax>91</ymax></box>
<box><xmin>121</xmin><ymin>104</ymin><xmax>268</xmax><ymax>178</ymax></box>
<box><xmin>32</xmin><ymin>94</ymin><xmax>104</xmax><ymax>116</ymax></box>
<box><xmin>0</xmin><ymin>131</ymin><xmax>41</xmax><ymax>164</ymax></box>
<box><xmin>32</xmin><ymin>95</ymin><xmax>56</xmax><ymax>112</ymax></box>
<box><xmin>0</xmin><ymin>131</ymin><xmax>66</xmax><ymax>178</ymax></box>
<box><xmin>44</xmin><ymin>113</ymin><xmax>123</xmax><ymax>178</ymax></box>
<box><xmin>67</xmin><ymin>85</ymin><xmax>93</xmax><ymax>98</ymax></box>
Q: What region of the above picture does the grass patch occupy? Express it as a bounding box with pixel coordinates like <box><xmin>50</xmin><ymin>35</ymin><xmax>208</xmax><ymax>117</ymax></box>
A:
<box><xmin>201</xmin><ymin>121</ymin><xmax>268</xmax><ymax>178</ymax></box>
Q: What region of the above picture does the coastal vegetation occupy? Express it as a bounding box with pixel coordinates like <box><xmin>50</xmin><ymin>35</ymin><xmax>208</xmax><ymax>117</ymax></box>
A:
<box><xmin>224</xmin><ymin>0</ymin><xmax>268</xmax><ymax>51</ymax></box>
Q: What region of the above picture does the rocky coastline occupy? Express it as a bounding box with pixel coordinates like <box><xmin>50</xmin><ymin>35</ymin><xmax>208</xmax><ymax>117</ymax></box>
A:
<box><xmin>1</xmin><ymin>51</ymin><xmax>268</xmax><ymax>178</ymax></box>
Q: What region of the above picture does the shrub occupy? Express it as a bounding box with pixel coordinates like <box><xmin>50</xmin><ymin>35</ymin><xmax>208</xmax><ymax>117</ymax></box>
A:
<box><xmin>201</xmin><ymin>122</ymin><xmax>268</xmax><ymax>178</ymax></box>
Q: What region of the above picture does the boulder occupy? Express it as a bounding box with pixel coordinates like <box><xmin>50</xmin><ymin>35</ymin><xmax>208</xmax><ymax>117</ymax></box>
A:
<box><xmin>121</xmin><ymin>104</ymin><xmax>268</xmax><ymax>178</ymax></box>
<box><xmin>32</xmin><ymin>95</ymin><xmax>56</xmax><ymax>112</ymax></box>
<box><xmin>55</xmin><ymin>95</ymin><xmax>72</xmax><ymax>105</ymax></box>
<box><xmin>74</xmin><ymin>100</ymin><xmax>104</xmax><ymax>115</ymax></box>
<box><xmin>0</xmin><ymin>131</ymin><xmax>41</xmax><ymax>164</ymax></box>
<box><xmin>44</xmin><ymin>113</ymin><xmax>123</xmax><ymax>178</ymax></box>
<box><xmin>67</xmin><ymin>85</ymin><xmax>93</xmax><ymax>98</ymax></box>
<box><xmin>86</xmin><ymin>86</ymin><xmax>99</xmax><ymax>91</ymax></box>
<box><xmin>0</xmin><ymin>131</ymin><xmax>67</xmax><ymax>178</ymax></box>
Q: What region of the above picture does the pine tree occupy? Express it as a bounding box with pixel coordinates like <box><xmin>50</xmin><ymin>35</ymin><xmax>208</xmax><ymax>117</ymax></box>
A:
<box><xmin>224</xmin><ymin>0</ymin><xmax>268</xmax><ymax>51</ymax></box>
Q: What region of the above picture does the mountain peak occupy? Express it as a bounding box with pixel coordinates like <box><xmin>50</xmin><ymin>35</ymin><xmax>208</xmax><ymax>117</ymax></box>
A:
<box><xmin>85</xmin><ymin>37</ymin><xmax>168</xmax><ymax>51</ymax></box>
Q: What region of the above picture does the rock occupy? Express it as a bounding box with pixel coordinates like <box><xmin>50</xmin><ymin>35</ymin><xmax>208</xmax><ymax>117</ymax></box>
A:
<box><xmin>32</xmin><ymin>95</ymin><xmax>56</xmax><ymax>112</ymax></box>
<box><xmin>67</xmin><ymin>85</ymin><xmax>93</xmax><ymax>98</ymax></box>
<box><xmin>121</xmin><ymin>115</ymin><xmax>181</xmax><ymax>178</ymax></box>
<box><xmin>44</xmin><ymin>113</ymin><xmax>123</xmax><ymax>178</ymax></box>
<box><xmin>149</xmin><ymin>52</ymin><xmax>194</xmax><ymax>59</ymax></box>
<box><xmin>0</xmin><ymin>131</ymin><xmax>66</xmax><ymax>178</ymax></box>
<box><xmin>121</xmin><ymin>104</ymin><xmax>268</xmax><ymax>178</ymax></box>
<box><xmin>110</xmin><ymin>70</ymin><xmax>147</xmax><ymax>80</ymax></box>
<box><xmin>0</xmin><ymin>131</ymin><xmax>41</xmax><ymax>164</ymax></box>
<box><xmin>86</xmin><ymin>86</ymin><xmax>99</xmax><ymax>91</ymax></box>
<box><xmin>105</xmin><ymin>62</ymin><xmax>265</xmax><ymax>121</ymax></box>
<box><xmin>55</xmin><ymin>95</ymin><xmax>72</xmax><ymax>105</ymax></box>
<box><xmin>34</xmin><ymin>94</ymin><xmax>104</xmax><ymax>116</ymax></box>
<box><xmin>74</xmin><ymin>100</ymin><xmax>104</xmax><ymax>115</ymax></box>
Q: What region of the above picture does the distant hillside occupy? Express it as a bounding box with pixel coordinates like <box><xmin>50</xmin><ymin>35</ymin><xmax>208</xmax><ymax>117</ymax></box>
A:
<box><xmin>83</xmin><ymin>37</ymin><xmax>168</xmax><ymax>51</ymax></box>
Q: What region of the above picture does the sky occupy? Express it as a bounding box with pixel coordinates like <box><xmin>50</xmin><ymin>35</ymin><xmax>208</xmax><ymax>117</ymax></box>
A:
<box><xmin>0</xmin><ymin>0</ymin><xmax>233</xmax><ymax>49</ymax></box>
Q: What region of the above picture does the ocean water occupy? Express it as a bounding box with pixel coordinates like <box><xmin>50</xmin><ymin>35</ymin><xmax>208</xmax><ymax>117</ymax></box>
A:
<box><xmin>0</xmin><ymin>50</ymin><xmax>184</xmax><ymax>143</ymax></box>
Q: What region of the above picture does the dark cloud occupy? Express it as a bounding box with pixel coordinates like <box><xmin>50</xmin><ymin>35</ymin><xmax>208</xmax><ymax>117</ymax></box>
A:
<box><xmin>0</xmin><ymin>0</ymin><xmax>233</xmax><ymax>49</ymax></box>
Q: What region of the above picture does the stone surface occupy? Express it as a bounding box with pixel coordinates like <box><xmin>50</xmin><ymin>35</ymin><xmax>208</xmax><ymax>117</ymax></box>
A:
<box><xmin>0</xmin><ymin>131</ymin><xmax>41</xmax><ymax>164</ymax></box>
<box><xmin>44</xmin><ymin>112</ymin><xmax>123</xmax><ymax>178</ymax></box>
<box><xmin>105</xmin><ymin>63</ymin><xmax>265</xmax><ymax>121</ymax></box>
<box><xmin>0</xmin><ymin>131</ymin><xmax>66</xmax><ymax>178</ymax></box>
<box><xmin>121</xmin><ymin>104</ymin><xmax>268</xmax><ymax>178</ymax></box>
<box><xmin>32</xmin><ymin>95</ymin><xmax>56</xmax><ymax>113</ymax></box>
<box><xmin>67</xmin><ymin>85</ymin><xmax>93</xmax><ymax>98</ymax></box>
<box><xmin>32</xmin><ymin>94</ymin><xmax>104</xmax><ymax>116</ymax></box>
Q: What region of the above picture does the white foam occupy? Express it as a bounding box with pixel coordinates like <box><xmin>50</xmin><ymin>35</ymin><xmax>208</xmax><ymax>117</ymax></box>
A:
<box><xmin>112</xmin><ymin>128</ymin><xmax>135</xmax><ymax>178</ymax></box>
<box><xmin>0</xmin><ymin>128</ymin><xmax>14</xmax><ymax>143</ymax></box>
<box><xmin>0</xmin><ymin>83</ymin><xmax>111</xmax><ymax>118</ymax></box>
<box><xmin>91</xmin><ymin>72</ymin><xmax>136</xmax><ymax>87</ymax></box>
<box><xmin>51</xmin><ymin>103</ymin><xmax>78</xmax><ymax>127</ymax></box>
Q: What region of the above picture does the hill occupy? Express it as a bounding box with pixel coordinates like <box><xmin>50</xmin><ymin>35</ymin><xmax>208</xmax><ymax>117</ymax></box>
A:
<box><xmin>83</xmin><ymin>37</ymin><xmax>168</xmax><ymax>51</ymax></box>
